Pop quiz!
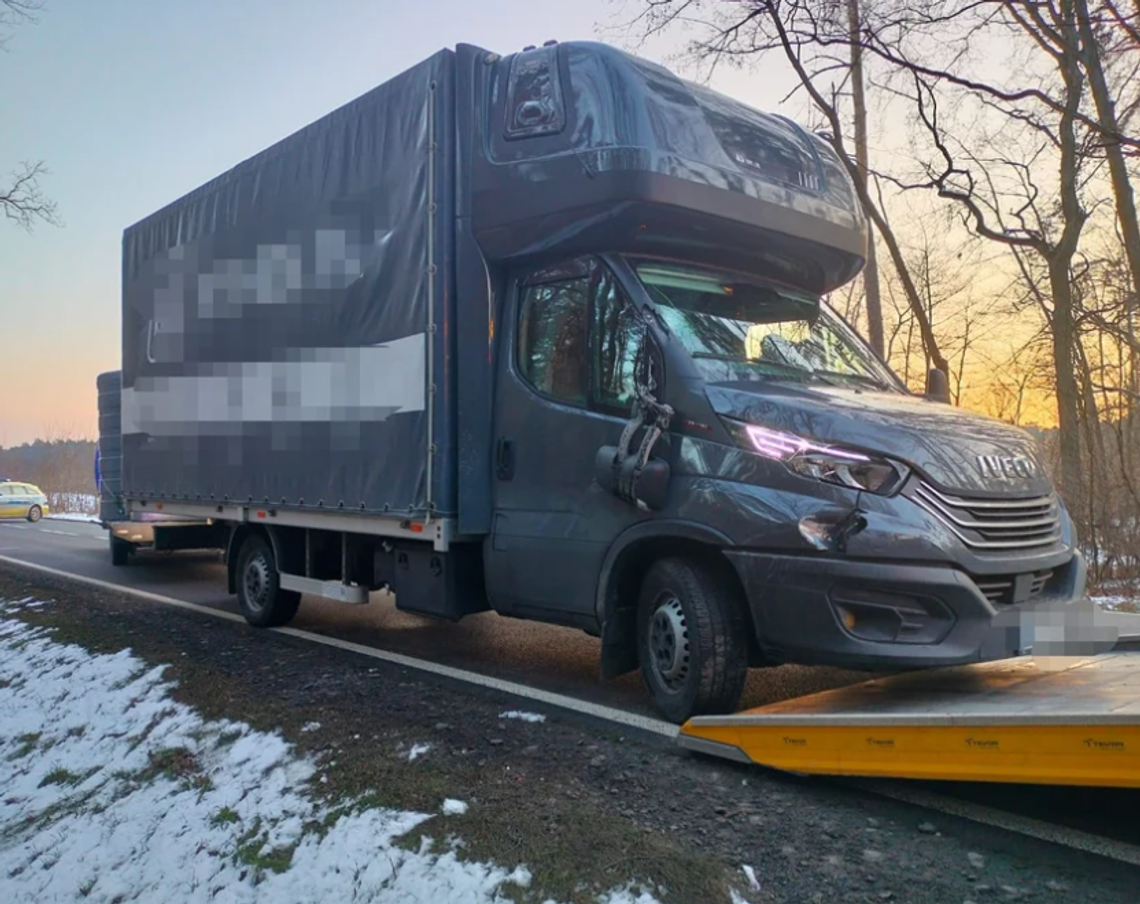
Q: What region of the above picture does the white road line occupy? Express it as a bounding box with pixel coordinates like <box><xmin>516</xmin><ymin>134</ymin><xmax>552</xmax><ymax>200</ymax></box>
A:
<box><xmin>0</xmin><ymin>524</ymin><xmax>29</xmax><ymax>530</ymax></box>
<box><xmin>4</xmin><ymin>553</ymin><xmax>1140</xmax><ymax>868</ymax></box>
<box><xmin>0</xmin><ymin>554</ymin><xmax>677</xmax><ymax>739</ymax></box>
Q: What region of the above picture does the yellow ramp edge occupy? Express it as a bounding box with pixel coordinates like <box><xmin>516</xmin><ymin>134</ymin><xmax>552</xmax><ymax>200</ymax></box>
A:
<box><xmin>679</xmin><ymin>653</ymin><xmax>1140</xmax><ymax>788</ymax></box>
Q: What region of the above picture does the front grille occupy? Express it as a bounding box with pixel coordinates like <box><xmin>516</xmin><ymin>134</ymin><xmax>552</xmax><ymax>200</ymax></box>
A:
<box><xmin>910</xmin><ymin>482</ymin><xmax>1062</xmax><ymax>551</ymax></box>
<box><xmin>974</xmin><ymin>570</ymin><xmax>1054</xmax><ymax>605</ymax></box>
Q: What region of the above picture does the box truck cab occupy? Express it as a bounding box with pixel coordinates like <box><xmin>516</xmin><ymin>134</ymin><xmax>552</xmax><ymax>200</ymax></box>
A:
<box><xmin>101</xmin><ymin>40</ymin><xmax>1085</xmax><ymax>724</ymax></box>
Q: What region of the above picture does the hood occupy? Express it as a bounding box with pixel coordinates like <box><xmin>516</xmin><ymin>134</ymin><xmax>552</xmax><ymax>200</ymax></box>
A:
<box><xmin>706</xmin><ymin>383</ymin><xmax>1053</xmax><ymax>497</ymax></box>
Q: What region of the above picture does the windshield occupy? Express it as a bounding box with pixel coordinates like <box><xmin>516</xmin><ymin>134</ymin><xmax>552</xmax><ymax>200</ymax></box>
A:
<box><xmin>630</xmin><ymin>260</ymin><xmax>903</xmax><ymax>391</ymax></box>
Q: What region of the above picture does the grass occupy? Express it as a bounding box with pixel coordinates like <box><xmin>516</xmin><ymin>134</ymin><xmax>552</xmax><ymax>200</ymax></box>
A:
<box><xmin>11</xmin><ymin>732</ymin><xmax>42</xmax><ymax>759</ymax></box>
<box><xmin>138</xmin><ymin>746</ymin><xmax>213</xmax><ymax>793</ymax></box>
<box><xmin>211</xmin><ymin>807</ymin><xmax>240</xmax><ymax>827</ymax></box>
<box><xmin>0</xmin><ymin>576</ymin><xmax>739</xmax><ymax>904</ymax></box>
<box><xmin>39</xmin><ymin>767</ymin><xmax>81</xmax><ymax>788</ymax></box>
<box><xmin>234</xmin><ymin>819</ymin><xmax>297</xmax><ymax>877</ymax></box>
<box><xmin>311</xmin><ymin>739</ymin><xmax>729</xmax><ymax>904</ymax></box>
<box><xmin>391</xmin><ymin>793</ymin><xmax>722</xmax><ymax>904</ymax></box>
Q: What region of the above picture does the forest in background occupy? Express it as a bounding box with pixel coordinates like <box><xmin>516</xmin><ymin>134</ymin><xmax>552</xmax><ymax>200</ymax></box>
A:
<box><xmin>0</xmin><ymin>438</ymin><xmax>97</xmax><ymax>515</ymax></box>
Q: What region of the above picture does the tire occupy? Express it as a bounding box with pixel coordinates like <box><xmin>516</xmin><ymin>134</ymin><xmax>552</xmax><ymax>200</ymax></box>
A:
<box><xmin>636</xmin><ymin>557</ymin><xmax>749</xmax><ymax>724</ymax></box>
<box><xmin>110</xmin><ymin>535</ymin><xmax>131</xmax><ymax>566</ymax></box>
<box><xmin>26</xmin><ymin>505</ymin><xmax>42</xmax><ymax>523</ymax></box>
<box><xmin>235</xmin><ymin>535</ymin><xmax>301</xmax><ymax>628</ymax></box>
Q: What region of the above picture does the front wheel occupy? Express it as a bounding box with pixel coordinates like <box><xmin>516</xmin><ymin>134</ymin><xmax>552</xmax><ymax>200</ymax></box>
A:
<box><xmin>236</xmin><ymin>535</ymin><xmax>301</xmax><ymax>628</ymax></box>
<box><xmin>637</xmin><ymin>558</ymin><xmax>749</xmax><ymax>724</ymax></box>
<box><xmin>26</xmin><ymin>505</ymin><xmax>42</xmax><ymax>523</ymax></box>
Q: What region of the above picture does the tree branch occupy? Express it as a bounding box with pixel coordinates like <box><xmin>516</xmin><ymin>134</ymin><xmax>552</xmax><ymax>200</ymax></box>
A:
<box><xmin>1</xmin><ymin>160</ymin><xmax>62</xmax><ymax>231</ymax></box>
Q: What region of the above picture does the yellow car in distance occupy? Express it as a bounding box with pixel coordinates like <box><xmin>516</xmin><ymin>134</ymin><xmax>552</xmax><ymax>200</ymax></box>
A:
<box><xmin>0</xmin><ymin>481</ymin><xmax>50</xmax><ymax>522</ymax></box>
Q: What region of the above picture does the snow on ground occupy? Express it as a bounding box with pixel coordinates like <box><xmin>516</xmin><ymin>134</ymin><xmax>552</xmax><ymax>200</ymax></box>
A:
<box><xmin>47</xmin><ymin>512</ymin><xmax>101</xmax><ymax>523</ymax></box>
<box><xmin>499</xmin><ymin>710</ymin><xmax>546</xmax><ymax>723</ymax></box>
<box><xmin>407</xmin><ymin>743</ymin><xmax>431</xmax><ymax>762</ymax></box>
<box><xmin>47</xmin><ymin>493</ymin><xmax>99</xmax><ymax>520</ymax></box>
<box><xmin>0</xmin><ymin>597</ymin><xmax>663</xmax><ymax>904</ymax></box>
<box><xmin>1092</xmin><ymin>594</ymin><xmax>1139</xmax><ymax>613</ymax></box>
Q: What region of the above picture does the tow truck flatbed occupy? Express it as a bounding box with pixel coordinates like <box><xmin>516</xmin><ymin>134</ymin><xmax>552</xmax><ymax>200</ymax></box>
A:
<box><xmin>680</xmin><ymin>652</ymin><xmax>1140</xmax><ymax>788</ymax></box>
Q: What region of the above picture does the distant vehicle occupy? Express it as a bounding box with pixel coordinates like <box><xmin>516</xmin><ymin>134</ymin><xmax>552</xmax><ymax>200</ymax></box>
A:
<box><xmin>0</xmin><ymin>481</ymin><xmax>50</xmax><ymax>522</ymax></box>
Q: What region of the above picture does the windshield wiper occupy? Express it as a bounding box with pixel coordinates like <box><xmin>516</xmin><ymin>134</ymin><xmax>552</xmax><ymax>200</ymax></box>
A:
<box><xmin>691</xmin><ymin>355</ymin><xmax>893</xmax><ymax>390</ymax></box>
<box><xmin>690</xmin><ymin>353</ymin><xmax>807</xmax><ymax>376</ymax></box>
<box><xmin>810</xmin><ymin>369</ymin><xmax>892</xmax><ymax>390</ymax></box>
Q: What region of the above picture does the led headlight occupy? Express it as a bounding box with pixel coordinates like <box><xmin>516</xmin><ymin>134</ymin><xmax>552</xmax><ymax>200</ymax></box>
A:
<box><xmin>722</xmin><ymin>419</ymin><xmax>910</xmax><ymax>496</ymax></box>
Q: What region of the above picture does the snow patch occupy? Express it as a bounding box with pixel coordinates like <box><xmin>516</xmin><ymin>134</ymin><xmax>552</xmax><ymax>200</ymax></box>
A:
<box><xmin>48</xmin><ymin>511</ymin><xmax>101</xmax><ymax>523</ymax></box>
<box><xmin>506</xmin><ymin>866</ymin><xmax>532</xmax><ymax>888</ymax></box>
<box><xmin>301</xmin><ymin>721</ymin><xmax>321</xmax><ymax>733</ymax></box>
<box><xmin>499</xmin><ymin>710</ymin><xmax>546</xmax><ymax>723</ymax></box>
<box><xmin>0</xmin><ymin>596</ymin><xmax>662</xmax><ymax>904</ymax></box>
<box><xmin>742</xmin><ymin>864</ymin><xmax>760</xmax><ymax>890</ymax></box>
<box><xmin>1092</xmin><ymin>594</ymin><xmax>1139</xmax><ymax>612</ymax></box>
<box><xmin>408</xmin><ymin>743</ymin><xmax>432</xmax><ymax>762</ymax></box>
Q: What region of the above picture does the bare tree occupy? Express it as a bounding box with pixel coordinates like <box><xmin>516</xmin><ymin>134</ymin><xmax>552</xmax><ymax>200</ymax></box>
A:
<box><xmin>1074</xmin><ymin>0</ymin><xmax>1140</xmax><ymax>313</ymax></box>
<box><xmin>622</xmin><ymin>0</ymin><xmax>950</xmax><ymax>376</ymax></box>
<box><xmin>846</xmin><ymin>0</ymin><xmax>886</xmax><ymax>355</ymax></box>
<box><xmin>0</xmin><ymin>0</ymin><xmax>42</xmax><ymax>49</ymax></box>
<box><xmin>876</xmin><ymin>210</ymin><xmax>997</xmax><ymax>398</ymax></box>
<box><xmin>0</xmin><ymin>0</ymin><xmax>60</xmax><ymax>232</ymax></box>
<box><xmin>1</xmin><ymin>160</ymin><xmax>59</xmax><ymax>231</ymax></box>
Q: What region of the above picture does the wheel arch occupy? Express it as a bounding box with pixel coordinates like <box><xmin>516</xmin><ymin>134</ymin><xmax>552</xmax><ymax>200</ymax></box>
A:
<box><xmin>225</xmin><ymin>523</ymin><xmax>285</xmax><ymax>594</ymax></box>
<box><xmin>595</xmin><ymin>520</ymin><xmax>757</xmax><ymax>679</ymax></box>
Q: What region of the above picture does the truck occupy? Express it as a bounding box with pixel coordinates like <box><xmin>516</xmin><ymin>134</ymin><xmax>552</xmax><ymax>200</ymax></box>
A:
<box><xmin>96</xmin><ymin>39</ymin><xmax>1087</xmax><ymax>724</ymax></box>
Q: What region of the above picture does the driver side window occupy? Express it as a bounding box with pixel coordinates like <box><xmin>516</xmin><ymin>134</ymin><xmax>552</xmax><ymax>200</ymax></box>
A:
<box><xmin>517</xmin><ymin>273</ymin><xmax>591</xmax><ymax>405</ymax></box>
<box><xmin>516</xmin><ymin>258</ymin><xmax>650</xmax><ymax>412</ymax></box>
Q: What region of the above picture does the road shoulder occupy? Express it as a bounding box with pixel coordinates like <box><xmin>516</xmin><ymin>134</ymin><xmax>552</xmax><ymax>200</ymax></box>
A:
<box><xmin>1</xmin><ymin>564</ymin><xmax>1137</xmax><ymax>904</ymax></box>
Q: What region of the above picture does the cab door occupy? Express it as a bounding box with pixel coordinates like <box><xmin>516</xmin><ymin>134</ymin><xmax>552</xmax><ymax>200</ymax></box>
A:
<box><xmin>485</xmin><ymin>256</ymin><xmax>654</xmax><ymax>624</ymax></box>
<box><xmin>10</xmin><ymin>485</ymin><xmax>32</xmax><ymax>518</ymax></box>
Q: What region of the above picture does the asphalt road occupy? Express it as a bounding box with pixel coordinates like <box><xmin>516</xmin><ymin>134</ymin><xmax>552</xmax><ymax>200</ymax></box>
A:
<box><xmin>0</xmin><ymin>518</ymin><xmax>872</xmax><ymax>718</ymax></box>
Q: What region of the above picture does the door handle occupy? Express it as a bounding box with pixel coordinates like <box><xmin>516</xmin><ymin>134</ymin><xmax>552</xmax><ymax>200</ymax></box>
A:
<box><xmin>496</xmin><ymin>437</ymin><xmax>515</xmax><ymax>481</ymax></box>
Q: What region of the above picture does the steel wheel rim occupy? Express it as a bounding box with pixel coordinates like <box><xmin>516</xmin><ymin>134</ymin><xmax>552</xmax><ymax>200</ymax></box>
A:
<box><xmin>649</xmin><ymin>594</ymin><xmax>690</xmax><ymax>692</ymax></box>
<box><xmin>243</xmin><ymin>554</ymin><xmax>271</xmax><ymax>612</ymax></box>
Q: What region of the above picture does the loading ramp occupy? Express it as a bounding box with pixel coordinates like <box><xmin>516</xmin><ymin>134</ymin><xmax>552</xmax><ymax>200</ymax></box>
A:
<box><xmin>679</xmin><ymin>652</ymin><xmax>1140</xmax><ymax>788</ymax></box>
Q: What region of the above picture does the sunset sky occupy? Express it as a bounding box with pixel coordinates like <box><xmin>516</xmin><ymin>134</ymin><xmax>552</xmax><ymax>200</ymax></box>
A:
<box><xmin>0</xmin><ymin>0</ymin><xmax>943</xmax><ymax>447</ymax></box>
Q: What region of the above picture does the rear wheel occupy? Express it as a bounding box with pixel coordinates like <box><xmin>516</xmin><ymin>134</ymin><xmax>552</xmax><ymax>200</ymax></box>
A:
<box><xmin>110</xmin><ymin>534</ymin><xmax>131</xmax><ymax>566</ymax></box>
<box><xmin>637</xmin><ymin>557</ymin><xmax>749</xmax><ymax>724</ymax></box>
<box><xmin>236</xmin><ymin>535</ymin><xmax>301</xmax><ymax>628</ymax></box>
<box><xmin>26</xmin><ymin>505</ymin><xmax>42</xmax><ymax>523</ymax></box>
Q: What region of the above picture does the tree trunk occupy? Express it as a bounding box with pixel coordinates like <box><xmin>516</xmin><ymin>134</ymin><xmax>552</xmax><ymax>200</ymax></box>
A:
<box><xmin>1052</xmin><ymin>0</ymin><xmax>1090</xmax><ymax>518</ymax></box>
<box><xmin>1075</xmin><ymin>0</ymin><xmax>1140</xmax><ymax>304</ymax></box>
<box><xmin>1050</xmin><ymin>260</ymin><xmax>1085</xmax><ymax>509</ymax></box>
<box><xmin>847</xmin><ymin>0</ymin><xmax>884</xmax><ymax>356</ymax></box>
<box><xmin>758</xmin><ymin>3</ymin><xmax>948</xmax><ymax>376</ymax></box>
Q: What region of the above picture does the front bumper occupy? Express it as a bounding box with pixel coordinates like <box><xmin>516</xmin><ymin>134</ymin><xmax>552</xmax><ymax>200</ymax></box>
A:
<box><xmin>725</xmin><ymin>548</ymin><xmax>1087</xmax><ymax>670</ymax></box>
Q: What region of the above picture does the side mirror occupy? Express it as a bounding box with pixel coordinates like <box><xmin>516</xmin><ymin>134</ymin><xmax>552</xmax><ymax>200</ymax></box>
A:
<box><xmin>594</xmin><ymin>445</ymin><xmax>671</xmax><ymax>511</ymax></box>
<box><xmin>926</xmin><ymin>367</ymin><xmax>951</xmax><ymax>404</ymax></box>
